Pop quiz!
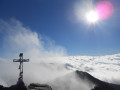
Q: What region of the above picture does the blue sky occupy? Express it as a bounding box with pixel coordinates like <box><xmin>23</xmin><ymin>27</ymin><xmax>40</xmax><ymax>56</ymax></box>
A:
<box><xmin>0</xmin><ymin>0</ymin><xmax>120</xmax><ymax>56</ymax></box>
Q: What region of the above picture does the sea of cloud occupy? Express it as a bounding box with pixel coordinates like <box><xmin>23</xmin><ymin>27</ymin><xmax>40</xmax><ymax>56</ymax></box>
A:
<box><xmin>65</xmin><ymin>54</ymin><xmax>120</xmax><ymax>84</ymax></box>
<box><xmin>0</xmin><ymin>19</ymin><xmax>120</xmax><ymax>90</ymax></box>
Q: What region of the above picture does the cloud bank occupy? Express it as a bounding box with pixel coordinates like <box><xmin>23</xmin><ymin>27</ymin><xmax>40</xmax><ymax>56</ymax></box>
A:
<box><xmin>0</xmin><ymin>18</ymin><xmax>68</xmax><ymax>86</ymax></box>
<box><xmin>66</xmin><ymin>54</ymin><xmax>120</xmax><ymax>84</ymax></box>
<box><xmin>0</xmin><ymin>18</ymin><xmax>67</xmax><ymax>60</ymax></box>
<box><xmin>49</xmin><ymin>71</ymin><xmax>95</xmax><ymax>90</ymax></box>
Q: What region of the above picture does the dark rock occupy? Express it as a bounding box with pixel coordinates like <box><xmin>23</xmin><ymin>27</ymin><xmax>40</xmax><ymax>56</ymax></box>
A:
<box><xmin>0</xmin><ymin>81</ymin><xmax>27</xmax><ymax>90</ymax></box>
<box><xmin>0</xmin><ymin>82</ymin><xmax>52</xmax><ymax>90</ymax></box>
<box><xmin>28</xmin><ymin>83</ymin><xmax>52</xmax><ymax>90</ymax></box>
<box><xmin>0</xmin><ymin>85</ymin><xmax>3</xmax><ymax>90</ymax></box>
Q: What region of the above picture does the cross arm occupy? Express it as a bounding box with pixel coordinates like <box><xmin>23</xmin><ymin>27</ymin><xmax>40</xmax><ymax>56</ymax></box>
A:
<box><xmin>13</xmin><ymin>59</ymin><xmax>29</xmax><ymax>62</ymax></box>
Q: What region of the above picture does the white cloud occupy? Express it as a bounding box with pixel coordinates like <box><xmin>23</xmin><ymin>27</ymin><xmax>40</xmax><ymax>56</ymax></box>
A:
<box><xmin>0</xmin><ymin>18</ymin><xmax>68</xmax><ymax>86</ymax></box>
<box><xmin>49</xmin><ymin>71</ymin><xmax>95</xmax><ymax>90</ymax></box>
<box><xmin>0</xmin><ymin>18</ymin><xmax>66</xmax><ymax>60</ymax></box>
<box><xmin>65</xmin><ymin>54</ymin><xmax>120</xmax><ymax>84</ymax></box>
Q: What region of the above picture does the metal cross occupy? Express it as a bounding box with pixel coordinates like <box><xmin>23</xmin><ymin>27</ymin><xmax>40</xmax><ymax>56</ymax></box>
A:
<box><xmin>13</xmin><ymin>53</ymin><xmax>29</xmax><ymax>84</ymax></box>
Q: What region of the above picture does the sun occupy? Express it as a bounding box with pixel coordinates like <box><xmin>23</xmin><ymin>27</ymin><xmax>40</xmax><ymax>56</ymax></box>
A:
<box><xmin>86</xmin><ymin>10</ymin><xmax>99</xmax><ymax>24</ymax></box>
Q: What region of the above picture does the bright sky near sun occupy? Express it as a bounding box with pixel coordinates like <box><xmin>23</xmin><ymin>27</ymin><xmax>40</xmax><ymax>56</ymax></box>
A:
<box><xmin>86</xmin><ymin>10</ymin><xmax>99</xmax><ymax>24</ymax></box>
<box><xmin>0</xmin><ymin>0</ymin><xmax>120</xmax><ymax>56</ymax></box>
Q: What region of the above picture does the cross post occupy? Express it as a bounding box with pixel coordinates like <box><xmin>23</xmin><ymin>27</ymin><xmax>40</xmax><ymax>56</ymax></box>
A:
<box><xmin>13</xmin><ymin>53</ymin><xmax>29</xmax><ymax>85</ymax></box>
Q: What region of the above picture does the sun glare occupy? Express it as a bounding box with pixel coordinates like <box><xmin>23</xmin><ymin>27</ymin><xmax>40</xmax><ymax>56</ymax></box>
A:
<box><xmin>86</xmin><ymin>10</ymin><xmax>99</xmax><ymax>24</ymax></box>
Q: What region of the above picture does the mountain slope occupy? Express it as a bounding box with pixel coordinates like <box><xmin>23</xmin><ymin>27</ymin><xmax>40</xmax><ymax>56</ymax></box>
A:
<box><xmin>76</xmin><ymin>70</ymin><xmax>120</xmax><ymax>90</ymax></box>
<box><xmin>49</xmin><ymin>70</ymin><xmax>120</xmax><ymax>90</ymax></box>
